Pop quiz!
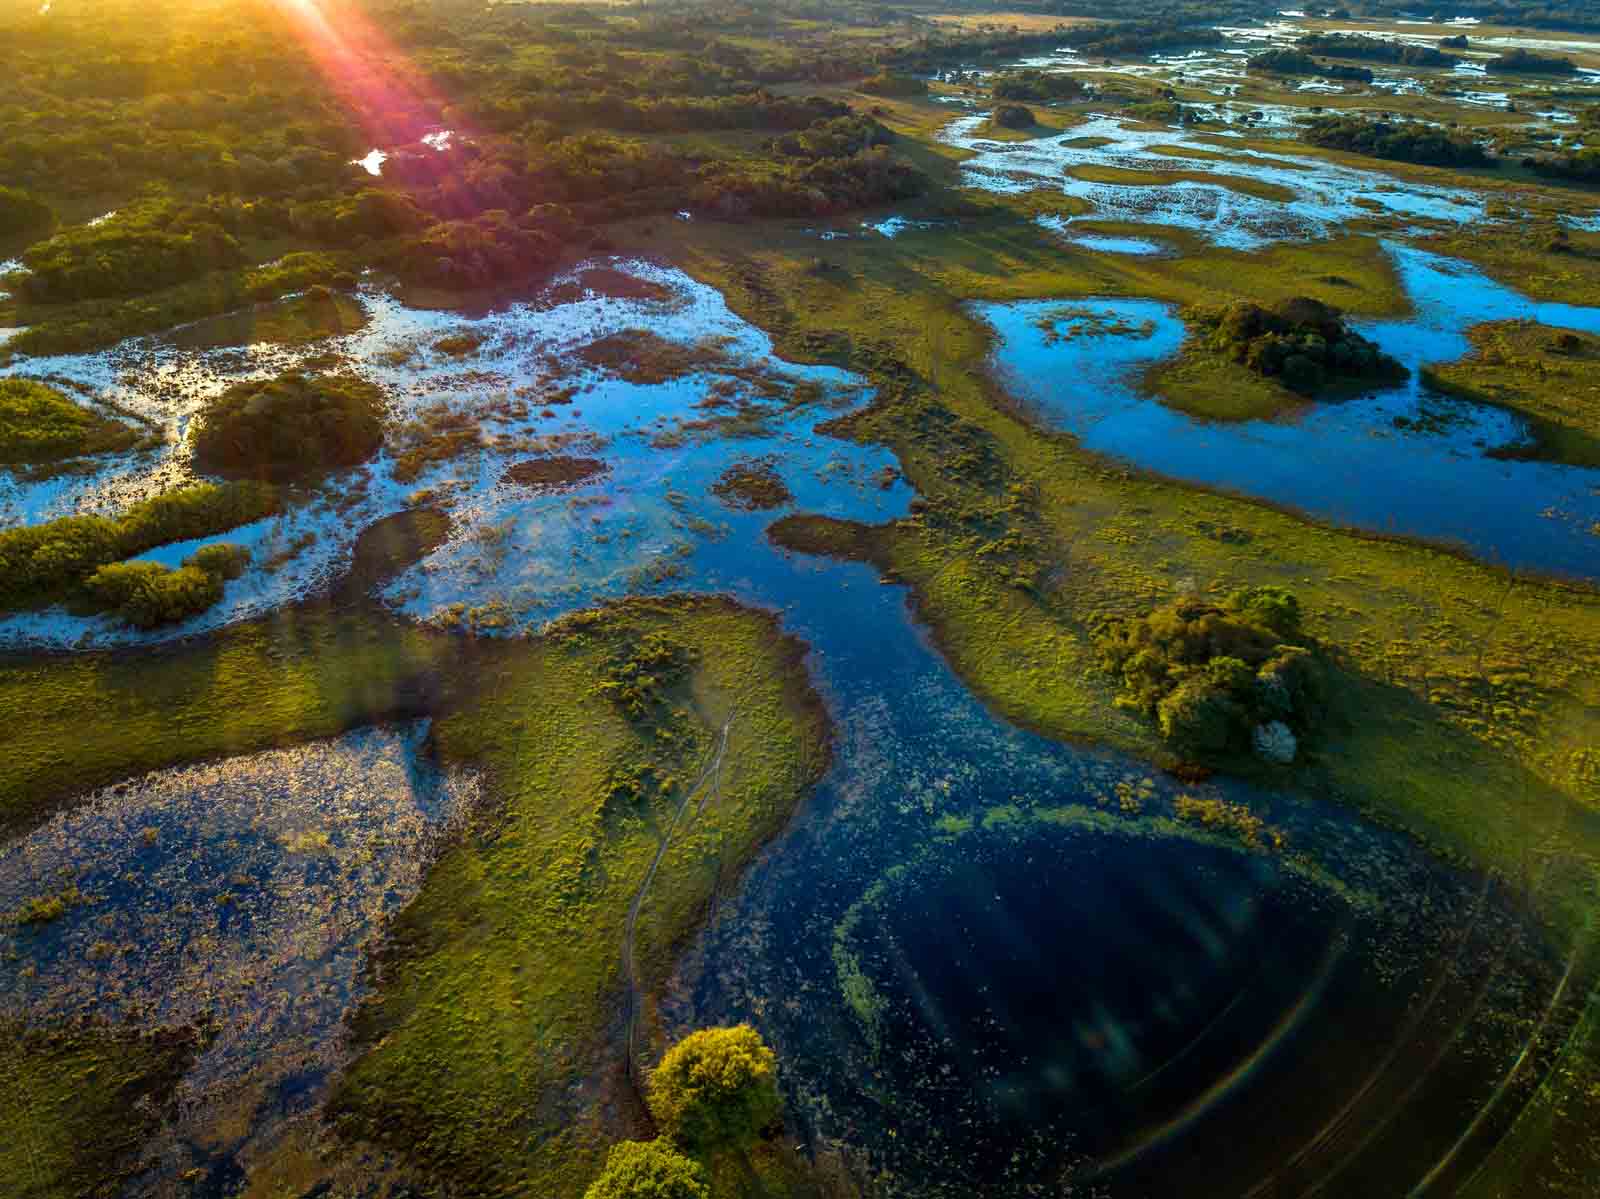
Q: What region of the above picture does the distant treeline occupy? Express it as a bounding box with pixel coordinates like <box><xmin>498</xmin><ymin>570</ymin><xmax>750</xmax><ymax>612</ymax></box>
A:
<box><xmin>1303</xmin><ymin>115</ymin><xmax>1496</xmax><ymax>167</ymax></box>
<box><xmin>884</xmin><ymin>20</ymin><xmax>1224</xmax><ymax>73</ymax></box>
<box><xmin>1296</xmin><ymin>34</ymin><xmax>1458</xmax><ymax>68</ymax></box>
<box><xmin>1248</xmin><ymin>49</ymin><xmax>1374</xmax><ymax>82</ymax></box>
<box><xmin>1486</xmin><ymin>48</ymin><xmax>1579</xmax><ymax>74</ymax></box>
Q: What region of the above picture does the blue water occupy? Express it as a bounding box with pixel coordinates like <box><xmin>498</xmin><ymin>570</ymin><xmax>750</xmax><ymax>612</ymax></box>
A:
<box><xmin>978</xmin><ymin>244</ymin><xmax>1600</xmax><ymax>579</ymax></box>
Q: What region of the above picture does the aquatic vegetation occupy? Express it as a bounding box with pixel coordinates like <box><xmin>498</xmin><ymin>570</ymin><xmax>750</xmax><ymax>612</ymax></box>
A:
<box><xmin>0</xmin><ymin>481</ymin><xmax>279</xmax><ymax>613</ymax></box>
<box><xmin>0</xmin><ymin>378</ymin><xmax>143</xmax><ymax>467</ymax></box>
<box><xmin>502</xmin><ymin>455</ymin><xmax>610</xmax><ymax>492</ymax></box>
<box><xmin>1172</xmin><ymin>792</ymin><xmax>1283</xmax><ymax>848</ymax></box>
<box><xmin>584</xmin><ymin>1139</ymin><xmax>710</xmax><ymax>1199</ymax></box>
<box><xmin>1096</xmin><ymin>588</ymin><xmax>1327</xmax><ymax>762</ymax></box>
<box><xmin>648</xmin><ymin>1025</ymin><xmax>782</xmax><ymax>1154</ymax></box>
<box><xmin>1191</xmin><ymin>295</ymin><xmax>1406</xmax><ymax>393</ymax></box>
<box><xmin>191</xmin><ymin>371</ymin><xmax>386</xmax><ymax>481</ymax></box>
<box><xmin>709</xmin><ymin>458</ymin><xmax>792</xmax><ymax>511</ymax></box>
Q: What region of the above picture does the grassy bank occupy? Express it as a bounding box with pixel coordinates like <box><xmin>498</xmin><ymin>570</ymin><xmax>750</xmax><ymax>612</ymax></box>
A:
<box><xmin>1423</xmin><ymin>320</ymin><xmax>1600</xmax><ymax>469</ymax></box>
<box><xmin>1</xmin><ymin>1023</ymin><xmax>200</xmax><ymax>1199</ymax></box>
<box><xmin>329</xmin><ymin>596</ymin><xmax>832</xmax><ymax>1197</ymax></box>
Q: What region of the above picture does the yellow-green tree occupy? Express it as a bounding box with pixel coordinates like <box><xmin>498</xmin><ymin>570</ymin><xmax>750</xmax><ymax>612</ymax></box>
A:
<box><xmin>583</xmin><ymin>1139</ymin><xmax>709</xmax><ymax>1199</ymax></box>
<box><xmin>647</xmin><ymin>1025</ymin><xmax>782</xmax><ymax>1154</ymax></box>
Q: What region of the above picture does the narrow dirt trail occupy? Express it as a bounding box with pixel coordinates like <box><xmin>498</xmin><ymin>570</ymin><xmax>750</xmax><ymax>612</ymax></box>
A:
<box><xmin>622</xmin><ymin>710</ymin><xmax>736</xmax><ymax>1085</ymax></box>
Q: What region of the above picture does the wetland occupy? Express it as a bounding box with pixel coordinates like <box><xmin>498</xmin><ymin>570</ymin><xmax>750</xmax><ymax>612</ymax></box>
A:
<box><xmin>5</xmin><ymin>3</ymin><xmax>1600</xmax><ymax>1198</ymax></box>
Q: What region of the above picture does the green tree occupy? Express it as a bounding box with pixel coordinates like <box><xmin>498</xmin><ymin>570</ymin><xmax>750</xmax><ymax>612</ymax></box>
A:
<box><xmin>647</xmin><ymin>1025</ymin><xmax>782</xmax><ymax>1153</ymax></box>
<box><xmin>583</xmin><ymin>1139</ymin><xmax>709</xmax><ymax>1199</ymax></box>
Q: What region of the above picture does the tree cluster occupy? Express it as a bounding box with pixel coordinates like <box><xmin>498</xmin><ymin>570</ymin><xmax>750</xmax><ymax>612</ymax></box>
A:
<box><xmin>1096</xmin><ymin>588</ymin><xmax>1326</xmax><ymax>762</ymax></box>
<box><xmin>1193</xmin><ymin>295</ymin><xmax>1407</xmax><ymax>394</ymax></box>
<box><xmin>191</xmin><ymin>371</ymin><xmax>387</xmax><ymax>481</ymax></box>
<box><xmin>1303</xmin><ymin>115</ymin><xmax>1495</xmax><ymax>168</ymax></box>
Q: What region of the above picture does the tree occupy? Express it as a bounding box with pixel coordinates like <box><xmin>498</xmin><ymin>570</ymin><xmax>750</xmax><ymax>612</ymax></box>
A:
<box><xmin>647</xmin><ymin>1025</ymin><xmax>782</xmax><ymax>1153</ymax></box>
<box><xmin>584</xmin><ymin>1139</ymin><xmax>709</xmax><ymax>1199</ymax></box>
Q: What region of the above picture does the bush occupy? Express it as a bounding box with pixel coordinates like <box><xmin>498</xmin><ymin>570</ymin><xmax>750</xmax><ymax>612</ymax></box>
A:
<box><xmin>1303</xmin><ymin>115</ymin><xmax>1493</xmax><ymax>168</ymax></box>
<box><xmin>0</xmin><ymin>185</ymin><xmax>55</xmax><ymax>237</ymax></box>
<box><xmin>583</xmin><ymin>1140</ymin><xmax>709</xmax><ymax>1199</ymax></box>
<box><xmin>992</xmin><ymin>70</ymin><xmax>1085</xmax><ymax>103</ymax></box>
<box><xmin>85</xmin><ymin>561</ymin><xmax>223</xmax><ymax>628</ymax></box>
<box><xmin>0</xmin><ymin>378</ymin><xmax>141</xmax><ymax>466</ymax></box>
<box><xmin>191</xmin><ymin>372</ymin><xmax>385</xmax><ymax>480</ymax></box>
<box><xmin>857</xmin><ymin>72</ymin><xmax>928</xmax><ymax>98</ymax></box>
<box><xmin>0</xmin><ymin>481</ymin><xmax>278</xmax><ymax>610</ymax></box>
<box><xmin>1192</xmin><ymin>296</ymin><xmax>1405</xmax><ymax>394</ymax></box>
<box><xmin>647</xmin><ymin>1025</ymin><xmax>782</xmax><ymax>1153</ymax></box>
<box><xmin>183</xmin><ymin>541</ymin><xmax>251</xmax><ymax>580</ymax></box>
<box><xmin>994</xmin><ymin>104</ymin><xmax>1035</xmax><ymax>130</ymax></box>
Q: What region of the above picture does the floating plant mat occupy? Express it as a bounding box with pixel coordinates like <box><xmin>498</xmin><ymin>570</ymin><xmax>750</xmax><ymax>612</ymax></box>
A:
<box><xmin>976</xmin><ymin>243</ymin><xmax>1600</xmax><ymax>579</ymax></box>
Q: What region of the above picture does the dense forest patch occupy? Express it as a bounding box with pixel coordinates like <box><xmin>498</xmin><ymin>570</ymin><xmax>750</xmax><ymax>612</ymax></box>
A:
<box><xmin>1190</xmin><ymin>295</ymin><xmax>1406</xmax><ymax>393</ymax></box>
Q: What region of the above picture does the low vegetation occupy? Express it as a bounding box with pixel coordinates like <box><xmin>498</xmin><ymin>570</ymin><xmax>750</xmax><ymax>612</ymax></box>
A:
<box><xmin>1421</xmin><ymin>320</ymin><xmax>1600</xmax><ymax>467</ymax></box>
<box><xmin>190</xmin><ymin>371</ymin><xmax>386</xmax><ymax>481</ymax></box>
<box><xmin>0</xmin><ymin>378</ymin><xmax>144</xmax><ymax>467</ymax></box>
<box><xmin>2</xmin><ymin>1022</ymin><xmax>199</xmax><ymax>1199</ymax></box>
<box><xmin>1190</xmin><ymin>295</ymin><xmax>1405</xmax><ymax>394</ymax></box>
<box><xmin>0</xmin><ymin>481</ymin><xmax>279</xmax><ymax>612</ymax></box>
<box><xmin>328</xmin><ymin>598</ymin><xmax>831</xmax><ymax>1196</ymax></box>
<box><xmin>710</xmin><ymin>458</ymin><xmax>792</xmax><ymax>510</ymax></box>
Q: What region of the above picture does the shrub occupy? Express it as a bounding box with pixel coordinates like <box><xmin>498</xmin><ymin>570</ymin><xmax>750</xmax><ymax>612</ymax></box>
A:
<box><xmin>0</xmin><ymin>378</ymin><xmax>141</xmax><ymax>466</ymax></box>
<box><xmin>1096</xmin><ymin>590</ymin><xmax>1327</xmax><ymax>763</ymax></box>
<box><xmin>857</xmin><ymin>72</ymin><xmax>928</xmax><ymax>98</ymax></box>
<box><xmin>0</xmin><ymin>185</ymin><xmax>55</xmax><ymax>237</ymax></box>
<box><xmin>584</xmin><ymin>1140</ymin><xmax>709</xmax><ymax>1199</ymax></box>
<box><xmin>191</xmin><ymin>371</ymin><xmax>385</xmax><ymax>480</ymax></box>
<box><xmin>991</xmin><ymin>70</ymin><xmax>1085</xmax><ymax>103</ymax></box>
<box><xmin>647</xmin><ymin>1025</ymin><xmax>782</xmax><ymax>1153</ymax></box>
<box><xmin>0</xmin><ymin>481</ymin><xmax>278</xmax><ymax>610</ymax></box>
<box><xmin>183</xmin><ymin>541</ymin><xmax>251</xmax><ymax>580</ymax></box>
<box><xmin>993</xmin><ymin>104</ymin><xmax>1035</xmax><ymax>130</ymax></box>
<box><xmin>1192</xmin><ymin>296</ymin><xmax>1405</xmax><ymax>395</ymax></box>
<box><xmin>85</xmin><ymin>561</ymin><xmax>223</xmax><ymax>628</ymax></box>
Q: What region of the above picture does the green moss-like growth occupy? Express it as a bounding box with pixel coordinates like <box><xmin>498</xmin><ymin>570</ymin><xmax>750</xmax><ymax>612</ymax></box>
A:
<box><xmin>1</xmin><ymin>1022</ymin><xmax>199</xmax><ymax>1199</ymax></box>
<box><xmin>0</xmin><ymin>378</ymin><xmax>143</xmax><ymax>467</ymax></box>
<box><xmin>1421</xmin><ymin>320</ymin><xmax>1600</xmax><ymax>468</ymax></box>
<box><xmin>191</xmin><ymin>371</ymin><xmax>385</xmax><ymax>481</ymax></box>
<box><xmin>83</xmin><ymin>542</ymin><xmax>249</xmax><ymax>628</ymax></box>
<box><xmin>648</xmin><ymin>1025</ymin><xmax>782</xmax><ymax>1155</ymax></box>
<box><xmin>584</xmin><ymin>1139</ymin><xmax>710</xmax><ymax>1199</ymax></box>
<box><xmin>0</xmin><ymin>481</ymin><xmax>279</xmax><ymax>612</ymax></box>
<box><xmin>710</xmin><ymin>458</ymin><xmax>793</xmax><ymax>511</ymax></box>
<box><xmin>1191</xmin><ymin>296</ymin><xmax>1406</xmax><ymax>395</ymax></box>
<box><xmin>1096</xmin><ymin>587</ymin><xmax>1325</xmax><ymax>762</ymax></box>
